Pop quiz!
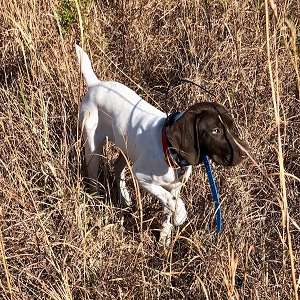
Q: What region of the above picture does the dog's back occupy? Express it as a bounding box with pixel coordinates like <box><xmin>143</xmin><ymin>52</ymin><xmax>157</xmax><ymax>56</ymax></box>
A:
<box><xmin>76</xmin><ymin>45</ymin><xmax>165</xmax><ymax>159</ymax></box>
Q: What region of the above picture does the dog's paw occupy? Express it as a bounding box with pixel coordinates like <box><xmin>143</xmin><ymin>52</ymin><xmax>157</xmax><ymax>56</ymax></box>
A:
<box><xmin>173</xmin><ymin>200</ymin><xmax>187</xmax><ymax>226</ymax></box>
<box><xmin>159</xmin><ymin>222</ymin><xmax>173</xmax><ymax>247</ymax></box>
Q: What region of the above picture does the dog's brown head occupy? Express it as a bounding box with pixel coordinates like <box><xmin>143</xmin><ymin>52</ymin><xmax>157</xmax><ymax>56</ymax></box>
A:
<box><xmin>166</xmin><ymin>102</ymin><xmax>249</xmax><ymax>166</ymax></box>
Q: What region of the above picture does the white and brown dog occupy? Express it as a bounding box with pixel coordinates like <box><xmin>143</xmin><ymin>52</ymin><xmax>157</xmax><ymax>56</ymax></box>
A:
<box><xmin>76</xmin><ymin>45</ymin><xmax>249</xmax><ymax>245</ymax></box>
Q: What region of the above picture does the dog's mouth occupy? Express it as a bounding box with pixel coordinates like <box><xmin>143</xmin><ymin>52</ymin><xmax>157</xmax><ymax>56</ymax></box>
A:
<box><xmin>209</xmin><ymin>143</ymin><xmax>250</xmax><ymax>166</ymax></box>
<box><xmin>209</xmin><ymin>154</ymin><xmax>231</xmax><ymax>166</ymax></box>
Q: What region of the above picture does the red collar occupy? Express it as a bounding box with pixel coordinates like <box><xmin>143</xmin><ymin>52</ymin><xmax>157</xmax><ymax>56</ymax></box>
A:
<box><xmin>161</xmin><ymin>124</ymin><xmax>180</xmax><ymax>168</ymax></box>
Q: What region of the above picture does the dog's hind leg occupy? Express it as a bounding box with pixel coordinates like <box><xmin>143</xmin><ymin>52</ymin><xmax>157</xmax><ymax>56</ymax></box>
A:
<box><xmin>81</xmin><ymin>113</ymin><xmax>104</xmax><ymax>194</ymax></box>
<box><xmin>85</xmin><ymin>140</ymin><xmax>102</xmax><ymax>194</ymax></box>
<box><xmin>114</xmin><ymin>153</ymin><xmax>132</xmax><ymax>207</ymax></box>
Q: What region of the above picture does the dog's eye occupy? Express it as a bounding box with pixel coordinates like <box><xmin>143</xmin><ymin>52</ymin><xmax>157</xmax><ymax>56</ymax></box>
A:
<box><xmin>212</xmin><ymin>128</ymin><xmax>221</xmax><ymax>135</ymax></box>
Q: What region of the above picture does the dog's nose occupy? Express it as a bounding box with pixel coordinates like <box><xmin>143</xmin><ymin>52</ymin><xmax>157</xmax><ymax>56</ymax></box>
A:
<box><xmin>239</xmin><ymin>144</ymin><xmax>250</xmax><ymax>159</ymax></box>
<box><xmin>239</xmin><ymin>150</ymin><xmax>247</xmax><ymax>159</ymax></box>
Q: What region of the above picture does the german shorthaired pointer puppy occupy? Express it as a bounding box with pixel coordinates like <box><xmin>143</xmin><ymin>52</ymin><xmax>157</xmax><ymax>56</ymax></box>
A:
<box><xmin>76</xmin><ymin>45</ymin><xmax>249</xmax><ymax>245</ymax></box>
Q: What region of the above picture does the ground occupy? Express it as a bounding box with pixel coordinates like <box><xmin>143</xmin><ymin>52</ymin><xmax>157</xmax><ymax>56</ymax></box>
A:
<box><xmin>0</xmin><ymin>0</ymin><xmax>299</xmax><ymax>299</ymax></box>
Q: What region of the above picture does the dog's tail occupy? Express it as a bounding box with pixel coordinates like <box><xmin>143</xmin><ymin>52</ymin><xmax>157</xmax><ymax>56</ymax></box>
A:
<box><xmin>75</xmin><ymin>44</ymin><xmax>99</xmax><ymax>87</ymax></box>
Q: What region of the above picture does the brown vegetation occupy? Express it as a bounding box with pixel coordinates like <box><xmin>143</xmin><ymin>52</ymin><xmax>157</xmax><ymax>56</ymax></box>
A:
<box><xmin>0</xmin><ymin>0</ymin><xmax>299</xmax><ymax>299</ymax></box>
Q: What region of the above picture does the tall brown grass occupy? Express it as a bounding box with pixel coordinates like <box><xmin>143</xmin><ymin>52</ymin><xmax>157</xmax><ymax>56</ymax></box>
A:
<box><xmin>0</xmin><ymin>0</ymin><xmax>299</xmax><ymax>299</ymax></box>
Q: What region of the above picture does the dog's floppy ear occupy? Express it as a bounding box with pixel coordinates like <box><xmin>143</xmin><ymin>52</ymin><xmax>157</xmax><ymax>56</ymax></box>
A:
<box><xmin>166</xmin><ymin>102</ymin><xmax>221</xmax><ymax>165</ymax></box>
<box><xmin>166</xmin><ymin>111</ymin><xmax>201</xmax><ymax>165</ymax></box>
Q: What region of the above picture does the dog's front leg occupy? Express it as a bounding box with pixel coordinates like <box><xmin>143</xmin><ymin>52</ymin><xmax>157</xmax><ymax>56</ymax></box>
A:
<box><xmin>134</xmin><ymin>173</ymin><xmax>187</xmax><ymax>246</ymax></box>
<box><xmin>160</xmin><ymin>208</ymin><xmax>173</xmax><ymax>246</ymax></box>
<box><xmin>137</xmin><ymin>182</ymin><xmax>187</xmax><ymax>226</ymax></box>
<box><xmin>159</xmin><ymin>186</ymin><xmax>183</xmax><ymax>246</ymax></box>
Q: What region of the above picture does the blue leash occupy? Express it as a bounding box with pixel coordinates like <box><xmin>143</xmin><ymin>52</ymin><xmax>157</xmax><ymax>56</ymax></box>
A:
<box><xmin>203</xmin><ymin>155</ymin><xmax>222</xmax><ymax>233</ymax></box>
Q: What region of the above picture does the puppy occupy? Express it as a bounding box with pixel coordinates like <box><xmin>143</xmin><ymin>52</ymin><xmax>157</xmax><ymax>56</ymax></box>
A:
<box><xmin>76</xmin><ymin>45</ymin><xmax>249</xmax><ymax>245</ymax></box>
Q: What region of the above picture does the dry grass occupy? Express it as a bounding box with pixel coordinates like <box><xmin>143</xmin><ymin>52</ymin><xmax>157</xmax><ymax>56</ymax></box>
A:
<box><xmin>0</xmin><ymin>0</ymin><xmax>299</xmax><ymax>299</ymax></box>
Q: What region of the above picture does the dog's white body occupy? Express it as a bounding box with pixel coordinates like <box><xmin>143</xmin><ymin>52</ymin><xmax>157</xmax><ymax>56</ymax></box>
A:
<box><xmin>76</xmin><ymin>45</ymin><xmax>190</xmax><ymax>245</ymax></box>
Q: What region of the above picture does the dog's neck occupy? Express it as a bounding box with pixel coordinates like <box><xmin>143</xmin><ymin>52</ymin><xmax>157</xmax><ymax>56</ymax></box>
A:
<box><xmin>162</xmin><ymin>112</ymin><xmax>190</xmax><ymax>168</ymax></box>
<box><xmin>164</xmin><ymin>111</ymin><xmax>185</xmax><ymax>128</ymax></box>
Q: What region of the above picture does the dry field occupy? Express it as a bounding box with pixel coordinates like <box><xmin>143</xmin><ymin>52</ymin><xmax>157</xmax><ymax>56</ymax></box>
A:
<box><xmin>0</xmin><ymin>0</ymin><xmax>299</xmax><ymax>299</ymax></box>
